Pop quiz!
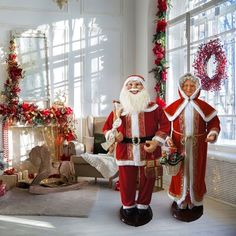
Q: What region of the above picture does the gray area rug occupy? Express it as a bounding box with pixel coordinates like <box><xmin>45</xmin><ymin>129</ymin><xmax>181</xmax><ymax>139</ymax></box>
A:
<box><xmin>0</xmin><ymin>183</ymin><xmax>99</xmax><ymax>217</ymax></box>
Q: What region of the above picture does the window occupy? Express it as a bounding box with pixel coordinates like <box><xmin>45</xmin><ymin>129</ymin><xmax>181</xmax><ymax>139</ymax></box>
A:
<box><xmin>167</xmin><ymin>0</ymin><xmax>236</xmax><ymax>146</ymax></box>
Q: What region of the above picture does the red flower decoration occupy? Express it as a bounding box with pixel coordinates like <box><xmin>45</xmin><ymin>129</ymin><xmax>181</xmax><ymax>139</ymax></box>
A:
<box><xmin>154</xmin><ymin>84</ymin><xmax>161</xmax><ymax>93</ymax></box>
<box><xmin>156</xmin><ymin>97</ymin><xmax>166</xmax><ymax>108</ymax></box>
<box><xmin>151</xmin><ymin>1</ymin><xmax>171</xmax><ymax>100</ymax></box>
<box><xmin>158</xmin><ymin>0</ymin><xmax>167</xmax><ymax>12</ymax></box>
<box><xmin>8</xmin><ymin>53</ymin><xmax>17</xmax><ymax>61</ymax></box>
<box><xmin>0</xmin><ymin>38</ymin><xmax>77</xmax><ymax>142</ymax></box>
<box><xmin>156</xmin><ymin>19</ymin><xmax>167</xmax><ymax>32</ymax></box>
<box><xmin>152</xmin><ymin>43</ymin><xmax>165</xmax><ymax>55</ymax></box>
<box><xmin>8</xmin><ymin>66</ymin><xmax>23</xmax><ymax>79</ymax></box>
<box><xmin>161</xmin><ymin>69</ymin><xmax>167</xmax><ymax>81</ymax></box>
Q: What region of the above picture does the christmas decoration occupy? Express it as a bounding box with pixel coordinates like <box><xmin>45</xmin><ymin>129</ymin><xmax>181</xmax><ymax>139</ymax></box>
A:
<box><xmin>150</xmin><ymin>0</ymin><xmax>171</xmax><ymax>101</ymax></box>
<box><xmin>54</xmin><ymin>0</ymin><xmax>68</xmax><ymax>9</ymax></box>
<box><xmin>0</xmin><ymin>38</ymin><xmax>77</xmax><ymax>142</ymax></box>
<box><xmin>193</xmin><ymin>38</ymin><xmax>227</xmax><ymax>91</ymax></box>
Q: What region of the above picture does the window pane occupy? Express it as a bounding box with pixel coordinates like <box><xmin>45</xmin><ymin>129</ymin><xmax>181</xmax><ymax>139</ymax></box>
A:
<box><xmin>168</xmin><ymin>21</ymin><xmax>186</xmax><ymax>50</ymax></box>
<box><xmin>169</xmin><ymin>0</ymin><xmax>212</xmax><ymax>20</ymax></box>
<box><xmin>190</xmin><ymin>0</ymin><xmax>236</xmax><ymax>144</ymax></box>
<box><xmin>168</xmin><ymin>0</ymin><xmax>236</xmax><ymax>145</ymax></box>
<box><xmin>190</xmin><ymin>0</ymin><xmax>236</xmax><ymax>43</ymax></box>
<box><xmin>166</xmin><ymin>48</ymin><xmax>187</xmax><ymax>103</ymax></box>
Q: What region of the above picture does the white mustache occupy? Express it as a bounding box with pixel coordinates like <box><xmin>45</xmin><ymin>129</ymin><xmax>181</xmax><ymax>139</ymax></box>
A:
<box><xmin>128</xmin><ymin>88</ymin><xmax>139</xmax><ymax>92</ymax></box>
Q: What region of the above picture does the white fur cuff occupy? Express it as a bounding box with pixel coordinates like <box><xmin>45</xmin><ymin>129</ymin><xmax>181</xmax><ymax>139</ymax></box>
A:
<box><xmin>152</xmin><ymin>136</ymin><xmax>165</xmax><ymax>145</ymax></box>
<box><xmin>207</xmin><ymin>130</ymin><xmax>219</xmax><ymax>143</ymax></box>
<box><xmin>105</xmin><ymin>130</ymin><xmax>114</xmax><ymax>141</ymax></box>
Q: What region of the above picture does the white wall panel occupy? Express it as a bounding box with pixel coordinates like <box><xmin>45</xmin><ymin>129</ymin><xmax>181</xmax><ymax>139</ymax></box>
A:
<box><xmin>82</xmin><ymin>0</ymin><xmax>122</xmax><ymax>16</ymax></box>
<box><xmin>82</xmin><ymin>27</ymin><xmax>122</xmax><ymax>116</ymax></box>
<box><xmin>0</xmin><ymin>0</ymin><xmax>67</xmax><ymax>12</ymax></box>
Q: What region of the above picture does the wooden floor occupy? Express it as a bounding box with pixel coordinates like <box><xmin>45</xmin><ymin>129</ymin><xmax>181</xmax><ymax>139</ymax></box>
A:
<box><xmin>0</xmin><ymin>180</ymin><xmax>236</xmax><ymax>236</ymax></box>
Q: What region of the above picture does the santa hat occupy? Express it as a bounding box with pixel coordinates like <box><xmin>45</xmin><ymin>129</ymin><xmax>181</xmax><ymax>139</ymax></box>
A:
<box><xmin>123</xmin><ymin>75</ymin><xmax>146</xmax><ymax>88</ymax></box>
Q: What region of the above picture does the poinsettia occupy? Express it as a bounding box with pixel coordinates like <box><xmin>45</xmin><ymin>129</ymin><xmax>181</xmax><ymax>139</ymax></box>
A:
<box><xmin>8</xmin><ymin>65</ymin><xmax>23</xmax><ymax>78</ymax></box>
<box><xmin>158</xmin><ymin>0</ymin><xmax>167</xmax><ymax>12</ymax></box>
<box><xmin>0</xmin><ymin>38</ymin><xmax>77</xmax><ymax>142</ymax></box>
<box><xmin>156</xmin><ymin>19</ymin><xmax>167</xmax><ymax>32</ymax></box>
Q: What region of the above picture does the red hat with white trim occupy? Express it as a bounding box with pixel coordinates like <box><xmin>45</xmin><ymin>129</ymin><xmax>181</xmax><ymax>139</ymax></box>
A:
<box><xmin>123</xmin><ymin>75</ymin><xmax>146</xmax><ymax>88</ymax></box>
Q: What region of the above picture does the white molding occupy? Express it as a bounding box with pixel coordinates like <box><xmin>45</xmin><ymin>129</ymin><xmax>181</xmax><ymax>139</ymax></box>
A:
<box><xmin>81</xmin><ymin>0</ymin><xmax>123</xmax><ymax>16</ymax></box>
<box><xmin>208</xmin><ymin>148</ymin><xmax>236</xmax><ymax>164</ymax></box>
<box><xmin>206</xmin><ymin>195</ymin><xmax>236</xmax><ymax>208</ymax></box>
<box><xmin>0</xmin><ymin>5</ymin><xmax>68</xmax><ymax>13</ymax></box>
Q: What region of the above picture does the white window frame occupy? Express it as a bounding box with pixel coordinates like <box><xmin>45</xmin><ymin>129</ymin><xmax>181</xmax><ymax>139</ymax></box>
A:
<box><xmin>166</xmin><ymin>0</ymin><xmax>236</xmax><ymax>157</ymax></box>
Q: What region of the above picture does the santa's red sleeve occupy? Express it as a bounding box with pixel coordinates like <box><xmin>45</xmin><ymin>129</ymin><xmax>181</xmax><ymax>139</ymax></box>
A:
<box><xmin>153</xmin><ymin>107</ymin><xmax>171</xmax><ymax>145</ymax></box>
<box><xmin>102</xmin><ymin>111</ymin><xmax>114</xmax><ymax>134</ymax></box>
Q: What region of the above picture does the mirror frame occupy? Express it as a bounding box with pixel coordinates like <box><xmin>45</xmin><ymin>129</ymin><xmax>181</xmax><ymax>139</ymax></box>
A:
<box><xmin>10</xmin><ymin>29</ymin><xmax>50</xmax><ymax>108</ymax></box>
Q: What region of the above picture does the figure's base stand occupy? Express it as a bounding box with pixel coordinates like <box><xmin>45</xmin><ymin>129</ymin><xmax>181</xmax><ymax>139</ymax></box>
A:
<box><xmin>171</xmin><ymin>202</ymin><xmax>203</xmax><ymax>222</ymax></box>
<box><xmin>119</xmin><ymin>206</ymin><xmax>153</xmax><ymax>227</ymax></box>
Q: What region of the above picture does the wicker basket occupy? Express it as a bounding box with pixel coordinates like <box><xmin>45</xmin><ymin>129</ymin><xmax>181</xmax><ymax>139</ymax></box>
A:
<box><xmin>161</xmin><ymin>148</ymin><xmax>183</xmax><ymax>176</ymax></box>
<box><xmin>164</xmin><ymin>161</ymin><xmax>182</xmax><ymax>176</ymax></box>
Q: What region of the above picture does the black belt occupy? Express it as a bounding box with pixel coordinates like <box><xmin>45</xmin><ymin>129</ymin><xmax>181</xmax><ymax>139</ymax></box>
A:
<box><xmin>122</xmin><ymin>136</ymin><xmax>153</xmax><ymax>145</ymax></box>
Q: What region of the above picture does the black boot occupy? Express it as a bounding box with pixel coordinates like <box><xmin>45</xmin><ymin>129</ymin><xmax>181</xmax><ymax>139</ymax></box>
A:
<box><xmin>171</xmin><ymin>201</ymin><xmax>203</xmax><ymax>222</ymax></box>
<box><xmin>136</xmin><ymin>206</ymin><xmax>153</xmax><ymax>226</ymax></box>
<box><xmin>119</xmin><ymin>206</ymin><xmax>138</xmax><ymax>226</ymax></box>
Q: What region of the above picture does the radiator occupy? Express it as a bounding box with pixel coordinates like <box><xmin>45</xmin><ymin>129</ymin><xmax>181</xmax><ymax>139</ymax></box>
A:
<box><xmin>163</xmin><ymin>157</ymin><xmax>236</xmax><ymax>206</ymax></box>
<box><xmin>206</xmin><ymin>157</ymin><xmax>236</xmax><ymax>206</ymax></box>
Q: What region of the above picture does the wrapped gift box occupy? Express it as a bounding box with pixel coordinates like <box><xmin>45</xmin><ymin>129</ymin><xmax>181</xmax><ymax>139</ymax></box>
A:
<box><xmin>0</xmin><ymin>175</ymin><xmax>18</xmax><ymax>190</ymax></box>
<box><xmin>0</xmin><ymin>182</ymin><xmax>6</xmax><ymax>196</ymax></box>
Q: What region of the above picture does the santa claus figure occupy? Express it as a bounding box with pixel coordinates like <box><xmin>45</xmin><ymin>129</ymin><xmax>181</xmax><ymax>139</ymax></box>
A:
<box><xmin>164</xmin><ymin>73</ymin><xmax>220</xmax><ymax>222</ymax></box>
<box><xmin>103</xmin><ymin>75</ymin><xmax>170</xmax><ymax>226</ymax></box>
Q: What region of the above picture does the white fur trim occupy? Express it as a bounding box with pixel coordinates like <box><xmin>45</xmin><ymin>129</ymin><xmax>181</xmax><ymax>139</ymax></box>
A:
<box><xmin>152</xmin><ymin>135</ymin><xmax>165</xmax><ymax>144</ymax></box>
<box><xmin>124</xmin><ymin>76</ymin><xmax>146</xmax><ymax>88</ymax></box>
<box><xmin>123</xmin><ymin>205</ymin><xmax>136</xmax><ymax>209</ymax></box>
<box><xmin>137</xmin><ymin>204</ymin><xmax>149</xmax><ymax>210</ymax></box>
<box><xmin>116</xmin><ymin>160</ymin><xmax>146</xmax><ymax>166</ymax></box>
<box><xmin>121</xmin><ymin>104</ymin><xmax>158</xmax><ymax>116</ymax></box>
<box><xmin>105</xmin><ymin>130</ymin><xmax>114</xmax><ymax>141</ymax></box>
<box><xmin>143</xmin><ymin>104</ymin><xmax>158</xmax><ymax>112</ymax></box>
<box><xmin>207</xmin><ymin>130</ymin><xmax>219</xmax><ymax>143</ymax></box>
<box><xmin>169</xmin><ymin>137</ymin><xmax>205</xmax><ymax>206</ymax></box>
<box><xmin>164</xmin><ymin>99</ymin><xmax>188</xmax><ymax>121</ymax></box>
<box><xmin>208</xmin><ymin>130</ymin><xmax>219</xmax><ymax>137</ymax></box>
<box><xmin>191</xmin><ymin>101</ymin><xmax>217</xmax><ymax>122</ymax></box>
<box><xmin>165</xmin><ymin>98</ymin><xmax>217</xmax><ymax>122</ymax></box>
<box><xmin>131</xmin><ymin>113</ymin><xmax>141</xmax><ymax>164</ymax></box>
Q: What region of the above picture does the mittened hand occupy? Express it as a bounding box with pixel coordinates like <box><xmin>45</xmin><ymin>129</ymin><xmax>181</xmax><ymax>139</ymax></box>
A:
<box><xmin>144</xmin><ymin>140</ymin><xmax>158</xmax><ymax>153</ymax></box>
<box><xmin>115</xmin><ymin>132</ymin><xmax>124</xmax><ymax>143</ymax></box>
<box><xmin>205</xmin><ymin>134</ymin><xmax>216</xmax><ymax>143</ymax></box>
<box><xmin>166</xmin><ymin>137</ymin><xmax>175</xmax><ymax>147</ymax></box>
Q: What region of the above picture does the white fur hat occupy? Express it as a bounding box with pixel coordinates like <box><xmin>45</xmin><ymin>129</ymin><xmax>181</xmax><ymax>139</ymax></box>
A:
<box><xmin>123</xmin><ymin>75</ymin><xmax>146</xmax><ymax>88</ymax></box>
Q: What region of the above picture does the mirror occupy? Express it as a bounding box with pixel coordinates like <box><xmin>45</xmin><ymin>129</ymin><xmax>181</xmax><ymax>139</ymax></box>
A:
<box><xmin>11</xmin><ymin>30</ymin><xmax>50</xmax><ymax>108</ymax></box>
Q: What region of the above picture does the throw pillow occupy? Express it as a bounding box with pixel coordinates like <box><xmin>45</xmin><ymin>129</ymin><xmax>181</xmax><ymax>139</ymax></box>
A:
<box><xmin>93</xmin><ymin>133</ymin><xmax>107</xmax><ymax>154</ymax></box>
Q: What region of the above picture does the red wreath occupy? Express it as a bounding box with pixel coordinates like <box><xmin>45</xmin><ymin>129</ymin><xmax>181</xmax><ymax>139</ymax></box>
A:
<box><xmin>193</xmin><ymin>38</ymin><xmax>227</xmax><ymax>91</ymax></box>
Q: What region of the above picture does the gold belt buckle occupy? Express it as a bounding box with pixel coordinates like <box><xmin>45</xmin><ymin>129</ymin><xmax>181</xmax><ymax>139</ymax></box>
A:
<box><xmin>132</xmin><ymin>137</ymin><xmax>140</xmax><ymax>145</ymax></box>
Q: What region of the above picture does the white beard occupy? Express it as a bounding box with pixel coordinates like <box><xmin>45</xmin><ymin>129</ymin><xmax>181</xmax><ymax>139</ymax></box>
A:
<box><xmin>119</xmin><ymin>87</ymin><xmax>150</xmax><ymax>113</ymax></box>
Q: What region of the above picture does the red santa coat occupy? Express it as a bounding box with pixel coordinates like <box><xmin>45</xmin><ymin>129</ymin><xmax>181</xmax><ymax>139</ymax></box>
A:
<box><xmin>164</xmin><ymin>85</ymin><xmax>220</xmax><ymax>206</ymax></box>
<box><xmin>103</xmin><ymin>103</ymin><xmax>170</xmax><ymax>166</ymax></box>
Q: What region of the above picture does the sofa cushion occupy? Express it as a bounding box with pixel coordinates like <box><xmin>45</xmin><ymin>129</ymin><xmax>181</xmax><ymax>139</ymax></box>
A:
<box><xmin>93</xmin><ymin>133</ymin><xmax>106</xmax><ymax>154</ymax></box>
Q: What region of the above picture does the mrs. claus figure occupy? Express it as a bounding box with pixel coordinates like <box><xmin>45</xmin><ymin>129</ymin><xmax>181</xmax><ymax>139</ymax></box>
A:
<box><xmin>164</xmin><ymin>73</ymin><xmax>221</xmax><ymax>222</ymax></box>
